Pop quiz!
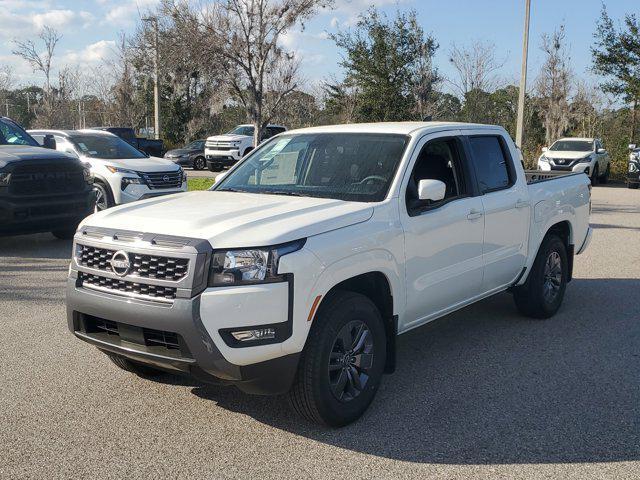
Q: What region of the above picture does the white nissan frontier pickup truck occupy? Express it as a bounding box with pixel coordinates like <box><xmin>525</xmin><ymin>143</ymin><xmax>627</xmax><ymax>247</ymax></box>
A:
<box><xmin>66</xmin><ymin>122</ymin><xmax>592</xmax><ymax>426</ymax></box>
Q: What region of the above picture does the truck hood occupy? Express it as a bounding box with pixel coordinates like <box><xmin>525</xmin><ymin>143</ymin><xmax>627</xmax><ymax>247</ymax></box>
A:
<box><xmin>206</xmin><ymin>134</ymin><xmax>249</xmax><ymax>142</ymax></box>
<box><xmin>83</xmin><ymin>191</ymin><xmax>374</xmax><ymax>247</ymax></box>
<box><xmin>82</xmin><ymin>155</ymin><xmax>179</xmax><ymax>172</ymax></box>
<box><xmin>544</xmin><ymin>151</ymin><xmax>592</xmax><ymax>161</ymax></box>
<box><xmin>0</xmin><ymin>145</ymin><xmax>75</xmax><ymax>168</ymax></box>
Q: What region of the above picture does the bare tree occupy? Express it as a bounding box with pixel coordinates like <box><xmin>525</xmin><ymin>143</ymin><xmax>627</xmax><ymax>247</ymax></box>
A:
<box><xmin>571</xmin><ymin>81</ymin><xmax>606</xmax><ymax>138</ymax></box>
<box><xmin>13</xmin><ymin>26</ymin><xmax>61</xmax><ymax>95</ymax></box>
<box><xmin>536</xmin><ymin>26</ymin><xmax>573</xmax><ymax>144</ymax></box>
<box><xmin>167</xmin><ymin>0</ymin><xmax>331</xmax><ymax>146</ymax></box>
<box><xmin>448</xmin><ymin>41</ymin><xmax>505</xmax><ymax>97</ymax></box>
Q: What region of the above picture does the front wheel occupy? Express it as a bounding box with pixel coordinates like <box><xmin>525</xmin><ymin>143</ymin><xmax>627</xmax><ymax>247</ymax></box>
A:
<box><xmin>628</xmin><ymin>182</ymin><xmax>639</xmax><ymax>190</ymax></box>
<box><xmin>590</xmin><ymin>164</ymin><xmax>599</xmax><ymax>186</ymax></box>
<box><xmin>51</xmin><ymin>228</ymin><xmax>77</xmax><ymax>240</ymax></box>
<box><xmin>93</xmin><ymin>182</ymin><xmax>113</xmax><ymax>212</ymax></box>
<box><xmin>288</xmin><ymin>291</ymin><xmax>386</xmax><ymax>427</ymax></box>
<box><xmin>513</xmin><ymin>235</ymin><xmax>568</xmax><ymax>319</ymax></box>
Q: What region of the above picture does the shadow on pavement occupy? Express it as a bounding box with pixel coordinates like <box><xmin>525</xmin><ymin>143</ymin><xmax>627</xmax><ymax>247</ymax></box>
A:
<box><xmin>0</xmin><ymin>232</ymin><xmax>72</xmax><ymax>260</ymax></box>
<box><xmin>188</xmin><ymin>278</ymin><xmax>640</xmax><ymax>465</ymax></box>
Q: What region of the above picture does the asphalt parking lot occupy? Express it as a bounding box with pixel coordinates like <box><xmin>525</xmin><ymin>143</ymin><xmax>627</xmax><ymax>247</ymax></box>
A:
<box><xmin>1</xmin><ymin>185</ymin><xmax>639</xmax><ymax>479</ymax></box>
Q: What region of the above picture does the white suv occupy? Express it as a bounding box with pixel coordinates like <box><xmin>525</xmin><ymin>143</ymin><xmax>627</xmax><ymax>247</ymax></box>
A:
<box><xmin>29</xmin><ymin>129</ymin><xmax>187</xmax><ymax>210</ymax></box>
<box><xmin>204</xmin><ymin>124</ymin><xmax>286</xmax><ymax>171</ymax></box>
<box><xmin>538</xmin><ymin>137</ymin><xmax>610</xmax><ymax>185</ymax></box>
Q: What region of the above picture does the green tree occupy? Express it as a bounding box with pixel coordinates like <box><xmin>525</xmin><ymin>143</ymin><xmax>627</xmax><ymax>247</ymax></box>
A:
<box><xmin>329</xmin><ymin>8</ymin><xmax>439</xmax><ymax>122</ymax></box>
<box><xmin>592</xmin><ymin>6</ymin><xmax>640</xmax><ymax>142</ymax></box>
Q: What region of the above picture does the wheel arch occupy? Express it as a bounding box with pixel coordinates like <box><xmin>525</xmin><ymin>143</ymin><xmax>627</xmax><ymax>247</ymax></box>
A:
<box><xmin>317</xmin><ymin>271</ymin><xmax>397</xmax><ymax>374</ymax></box>
<box><xmin>520</xmin><ymin>220</ymin><xmax>574</xmax><ymax>286</ymax></box>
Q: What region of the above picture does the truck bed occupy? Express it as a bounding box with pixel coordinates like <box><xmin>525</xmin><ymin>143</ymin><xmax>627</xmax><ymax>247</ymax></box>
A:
<box><xmin>525</xmin><ymin>170</ymin><xmax>586</xmax><ymax>184</ymax></box>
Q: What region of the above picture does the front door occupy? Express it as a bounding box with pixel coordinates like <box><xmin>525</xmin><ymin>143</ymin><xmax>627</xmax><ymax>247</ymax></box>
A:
<box><xmin>399</xmin><ymin>132</ymin><xmax>485</xmax><ymax>331</ymax></box>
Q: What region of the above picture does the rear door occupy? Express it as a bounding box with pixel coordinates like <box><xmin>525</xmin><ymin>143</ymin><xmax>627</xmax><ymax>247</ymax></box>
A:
<box><xmin>399</xmin><ymin>130</ymin><xmax>485</xmax><ymax>330</ymax></box>
<box><xmin>465</xmin><ymin>131</ymin><xmax>530</xmax><ymax>292</ymax></box>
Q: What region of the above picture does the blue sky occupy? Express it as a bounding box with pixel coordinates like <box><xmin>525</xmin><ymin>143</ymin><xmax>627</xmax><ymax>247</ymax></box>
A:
<box><xmin>0</xmin><ymin>0</ymin><xmax>635</xmax><ymax>94</ymax></box>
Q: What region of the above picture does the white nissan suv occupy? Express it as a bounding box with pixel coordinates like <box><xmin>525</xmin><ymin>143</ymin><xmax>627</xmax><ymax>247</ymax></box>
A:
<box><xmin>537</xmin><ymin>137</ymin><xmax>610</xmax><ymax>185</ymax></box>
<box><xmin>29</xmin><ymin>129</ymin><xmax>187</xmax><ymax>210</ymax></box>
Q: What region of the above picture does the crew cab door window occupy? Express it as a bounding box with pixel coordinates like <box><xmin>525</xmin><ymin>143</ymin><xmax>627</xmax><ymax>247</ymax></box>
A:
<box><xmin>469</xmin><ymin>136</ymin><xmax>513</xmax><ymax>193</ymax></box>
<box><xmin>399</xmin><ymin>133</ymin><xmax>485</xmax><ymax>330</ymax></box>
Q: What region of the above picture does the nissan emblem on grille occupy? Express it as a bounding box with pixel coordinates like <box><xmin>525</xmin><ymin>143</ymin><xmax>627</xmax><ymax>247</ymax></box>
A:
<box><xmin>163</xmin><ymin>175</ymin><xmax>170</xmax><ymax>182</ymax></box>
<box><xmin>109</xmin><ymin>251</ymin><xmax>131</xmax><ymax>276</ymax></box>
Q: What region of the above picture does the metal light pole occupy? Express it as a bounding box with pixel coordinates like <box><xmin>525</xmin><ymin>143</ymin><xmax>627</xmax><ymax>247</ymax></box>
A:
<box><xmin>143</xmin><ymin>16</ymin><xmax>160</xmax><ymax>140</ymax></box>
<box><xmin>515</xmin><ymin>0</ymin><xmax>531</xmax><ymax>149</ymax></box>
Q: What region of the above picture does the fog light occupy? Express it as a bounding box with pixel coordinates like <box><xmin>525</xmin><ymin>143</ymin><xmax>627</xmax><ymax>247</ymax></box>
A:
<box><xmin>231</xmin><ymin>328</ymin><xmax>276</xmax><ymax>342</ymax></box>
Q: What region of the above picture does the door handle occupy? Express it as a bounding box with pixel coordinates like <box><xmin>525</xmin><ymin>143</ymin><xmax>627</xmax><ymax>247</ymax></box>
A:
<box><xmin>515</xmin><ymin>199</ymin><xmax>529</xmax><ymax>209</ymax></box>
<box><xmin>467</xmin><ymin>209</ymin><xmax>483</xmax><ymax>220</ymax></box>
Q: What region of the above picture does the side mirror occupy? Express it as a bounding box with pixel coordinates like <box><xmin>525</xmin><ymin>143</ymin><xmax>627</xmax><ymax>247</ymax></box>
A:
<box><xmin>418</xmin><ymin>179</ymin><xmax>446</xmax><ymax>202</ymax></box>
<box><xmin>541</xmin><ymin>147</ymin><xmax>548</xmax><ymax>153</ymax></box>
<box><xmin>43</xmin><ymin>134</ymin><xmax>56</xmax><ymax>150</ymax></box>
<box><xmin>596</xmin><ymin>148</ymin><xmax>606</xmax><ymax>154</ymax></box>
<box><xmin>630</xmin><ymin>144</ymin><xmax>637</xmax><ymax>150</ymax></box>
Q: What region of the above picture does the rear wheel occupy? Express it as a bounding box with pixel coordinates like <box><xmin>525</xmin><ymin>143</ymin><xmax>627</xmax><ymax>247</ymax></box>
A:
<box><xmin>193</xmin><ymin>156</ymin><xmax>206</xmax><ymax>170</ymax></box>
<box><xmin>288</xmin><ymin>291</ymin><xmax>386</xmax><ymax>427</ymax></box>
<box><xmin>107</xmin><ymin>353</ymin><xmax>164</xmax><ymax>377</ymax></box>
<box><xmin>513</xmin><ymin>234</ymin><xmax>568</xmax><ymax>319</ymax></box>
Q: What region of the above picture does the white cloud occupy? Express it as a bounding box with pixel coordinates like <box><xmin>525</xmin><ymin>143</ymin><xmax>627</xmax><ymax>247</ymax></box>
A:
<box><xmin>61</xmin><ymin>40</ymin><xmax>116</xmax><ymax>66</ymax></box>
<box><xmin>0</xmin><ymin>8</ymin><xmax>94</xmax><ymax>38</ymax></box>
<box><xmin>104</xmin><ymin>0</ymin><xmax>161</xmax><ymax>26</ymax></box>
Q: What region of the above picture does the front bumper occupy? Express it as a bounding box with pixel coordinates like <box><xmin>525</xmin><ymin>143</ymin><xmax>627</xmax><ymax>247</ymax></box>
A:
<box><xmin>67</xmin><ymin>280</ymin><xmax>300</xmax><ymax>394</ymax></box>
<box><xmin>119</xmin><ymin>184</ymin><xmax>187</xmax><ymax>203</ymax></box>
<box><xmin>0</xmin><ymin>190</ymin><xmax>95</xmax><ymax>236</ymax></box>
<box><xmin>65</xmin><ymin>227</ymin><xmax>301</xmax><ymax>394</ymax></box>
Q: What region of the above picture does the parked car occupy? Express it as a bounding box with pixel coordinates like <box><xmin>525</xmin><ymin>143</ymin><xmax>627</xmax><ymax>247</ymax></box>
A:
<box><xmin>204</xmin><ymin>124</ymin><xmax>286</xmax><ymax>171</ymax></box>
<box><xmin>164</xmin><ymin>140</ymin><xmax>206</xmax><ymax>170</ymax></box>
<box><xmin>0</xmin><ymin>117</ymin><xmax>95</xmax><ymax>238</ymax></box>
<box><xmin>29</xmin><ymin>129</ymin><xmax>186</xmax><ymax>211</ymax></box>
<box><xmin>66</xmin><ymin>122</ymin><xmax>591</xmax><ymax>426</ymax></box>
<box><xmin>537</xmin><ymin>137</ymin><xmax>610</xmax><ymax>185</ymax></box>
<box><xmin>89</xmin><ymin>127</ymin><xmax>164</xmax><ymax>157</ymax></box>
<box><xmin>628</xmin><ymin>143</ymin><xmax>640</xmax><ymax>189</ymax></box>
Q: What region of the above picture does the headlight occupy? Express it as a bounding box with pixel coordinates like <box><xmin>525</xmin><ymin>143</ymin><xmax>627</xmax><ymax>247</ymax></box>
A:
<box><xmin>576</xmin><ymin>155</ymin><xmax>592</xmax><ymax>164</ymax></box>
<box><xmin>539</xmin><ymin>156</ymin><xmax>550</xmax><ymax>163</ymax></box>
<box><xmin>208</xmin><ymin>239</ymin><xmax>305</xmax><ymax>287</ymax></box>
<box><xmin>121</xmin><ymin>177</ymin><xmax>144</xmax><ymax>189</ymax></box>
<box><xmin>630</xmin><ymin>162</ymin><xmax>639</xmax><ymax>173</ymax></box>
<box><xmin>106</xmin><ymin>165</ymin><xmax>139</xmax><ymax>175</ymax></box>
<box><xmin>0</xmin><ymin>172</ymin><xmax>11</xmax><ymax>186</ymax></box>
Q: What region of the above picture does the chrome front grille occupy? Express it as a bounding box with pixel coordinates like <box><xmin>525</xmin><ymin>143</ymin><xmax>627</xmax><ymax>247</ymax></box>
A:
<box><xmin>140</xmin><ymin>170</ymin><xmax>183</xmax><ymax>190</ymax></box>
<box><xmin>76</xmin><ymin>244</ymin><xmax>189</xmax><ymax>280</ymax></box>
<box><xmin>72</xmin><ymin>227</ymin><xmax>211</xmax><ymax>304</ymax></box>
<box><xmin>79</xmin><ymin>272</ymin><xmax>178</xmax><ymax>301</ymax></box>
<box><xmin>205</xmin><ymin>141</ymin><xmax>234</xmax><ymax>150</ymax></box>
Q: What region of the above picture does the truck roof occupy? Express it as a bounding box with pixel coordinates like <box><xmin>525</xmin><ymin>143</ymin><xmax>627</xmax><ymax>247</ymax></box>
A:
<box><xmin>288</xmin><ymin>121</ymin><xmax>503</xmax><ymax>136</ymax></box>
<box><xmin>554</xmin><ymin>137</ymin><xmax>596</xmax><ymax>142</ymax></box>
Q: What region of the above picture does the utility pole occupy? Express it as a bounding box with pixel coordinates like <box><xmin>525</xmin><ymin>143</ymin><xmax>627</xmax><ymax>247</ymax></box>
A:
<box><xmin>143</xmin><ymin>16</ymin><xmax>161</xmax><ymax>140</ymax></box>
<box><xmin>515</xmin><ymin>0</ymin><xmax>531</xmax><ymax>149</ymax></box>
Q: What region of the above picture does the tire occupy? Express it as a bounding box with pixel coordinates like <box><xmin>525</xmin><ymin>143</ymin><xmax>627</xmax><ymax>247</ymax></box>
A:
<box><xmin>193</xmin><ymin>156</ymin><xmax>206</xmax><ymax>170</ymax></box>
<box><xmin>629</xmin><ymin>182</ymin><xmax>639</xmax><ymax>190</ymax></box>
<box><xmin>243</xmin><ymin>147</ymin><xmax>253</xmax><ymax>157</ymax></box>
<box><xmin>208</xmin><ymin>163</ymin><xmax>223</xmax><ymax>172</ymax></box>
<box><xmin>51</xmin><ymin>228</ymin><xmax>77</xmax><ymax>240</ymax></box>
<box><xmin>107</xmin><ymin>353</ymin><xmax>164</xmax><ymax>377</ymax></box>
<box><xmin>288</xmin><ymin>291</ymin><xmax>387</xmax><ymax>427</ymax></box>
<box><xmin>94</xmin><ymin>181</ymin><xmax>113</xmax><ymax>212</ymax></box>
<box><xmin>513</xmin><ymin>234</ymin><xmax>568</xmax><ymax>319</ymax></box>
<box><xmin>599</xmin><ymin>163</ymin><xmax>610</xmax><ymax>184</ymax></box>
<box><xmin>591</xmin><ymin>164</ymin><xmax>599</xmax><ymax>186</ymax></box>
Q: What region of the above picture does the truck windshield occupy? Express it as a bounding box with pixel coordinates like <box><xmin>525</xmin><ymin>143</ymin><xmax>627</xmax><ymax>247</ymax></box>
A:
<box><xmin>550</xmin><ymin>140</ymin><xmax>593</xmax><ymax>152</ymax></box>
<box><xmin>214</xmin><ymin>133</ymin><xmax>409</xmax><ymax>202</ymax></box>
<box><xmin>227</xmin><ymin>126</ymin><xmax>254</xmax><ymax>136</ymax></box>
<box><xmin>0</xmin><ymin>118</ymin><xmax>39</xmax><ymax>147</ymax></box>
<box><xmin>70</xmin><ymin>134</ymin><xmax>147</xmax><ymax>159</ymax></box>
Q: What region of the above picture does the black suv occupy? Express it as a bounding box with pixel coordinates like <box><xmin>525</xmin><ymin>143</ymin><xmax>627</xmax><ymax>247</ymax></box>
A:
<box><xmin>0</xmin><ymin>117</ymin><xmax>96</xmax><ymax>238</ymax></box>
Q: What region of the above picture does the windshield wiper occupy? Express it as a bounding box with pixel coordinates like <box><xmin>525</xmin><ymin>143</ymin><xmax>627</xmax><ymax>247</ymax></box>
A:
<box><xmin>260</xmin><ymin>190</ymin><xmax>307</xmax><ymax>197</ymax></box>
<box><xmin>217</xmin><ymin>187</ymin><xmax>250</xmax><ymax>193</ymax></box>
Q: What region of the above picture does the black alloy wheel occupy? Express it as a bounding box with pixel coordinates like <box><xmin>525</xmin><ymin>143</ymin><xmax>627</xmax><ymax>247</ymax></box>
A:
<box><xmin>328</xmin><ymin>320</ymin><xmax>374</xmax><ymax>402</ymax></box>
